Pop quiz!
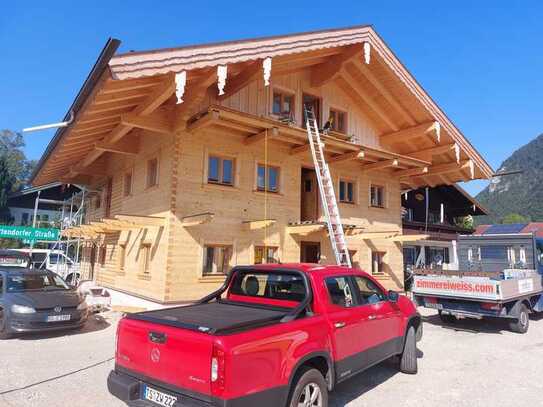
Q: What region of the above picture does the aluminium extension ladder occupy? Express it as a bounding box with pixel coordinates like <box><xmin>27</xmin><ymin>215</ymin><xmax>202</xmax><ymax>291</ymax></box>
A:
<box><xmin>304</xmin><ymin>105</ymin><xmax>352</xmax><ymax>267</ymax></box>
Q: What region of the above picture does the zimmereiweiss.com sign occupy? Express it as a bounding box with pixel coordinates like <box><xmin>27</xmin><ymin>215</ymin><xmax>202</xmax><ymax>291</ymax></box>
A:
<box><xmin>0</xmin><ymin>225</ymin><xmax>60</xmax><ymax>242</ymax></box>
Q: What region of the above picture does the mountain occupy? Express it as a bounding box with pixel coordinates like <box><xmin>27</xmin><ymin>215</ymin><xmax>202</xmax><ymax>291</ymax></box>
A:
<box><xmin>476</xmin><ymin>133</ymin><xmax>543</xmax><ymax>224</ymax></box>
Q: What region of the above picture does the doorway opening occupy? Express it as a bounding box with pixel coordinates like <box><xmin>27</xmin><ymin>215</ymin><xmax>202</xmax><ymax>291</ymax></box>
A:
<box><xmin>302</xmin><ymin>93</ymin><xmax>321</xmax><ymax>128</ymax></box>
<box><xmin>301</xmin><ymin>241</ymin><xmax>321</xmax><ymax>263</ymax></box>
<box><xmin>301</xmin><ymin>168</ymin><xmax>319</xmax><ymax>222</ymax></box>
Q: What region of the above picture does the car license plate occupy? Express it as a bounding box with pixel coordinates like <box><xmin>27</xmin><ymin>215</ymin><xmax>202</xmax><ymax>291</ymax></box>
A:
<box><xmin>425</xmin><ymin>302</ymin><xmax>443</xmax><ymax>310</ymax></box>
<box><xmin>142</xmin><ymin>384</ymin><xmax>178</xmax><ymax>407</ymax></box>
<box><xmin>47</xmin><ymin>314</ymin><xmax>71</xmax><ymax>322</ymax></box>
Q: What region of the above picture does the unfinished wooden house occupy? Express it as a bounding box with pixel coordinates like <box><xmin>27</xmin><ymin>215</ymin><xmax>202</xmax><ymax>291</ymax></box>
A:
<box><xmin>31</xmin><ymin>25</ymin><xmax>493</xmax><ymax>303</ymax></box>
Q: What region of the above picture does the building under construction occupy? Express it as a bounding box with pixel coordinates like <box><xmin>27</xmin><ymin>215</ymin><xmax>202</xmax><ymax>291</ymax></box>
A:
<box><xmin>30</xmin><ymin>26</ymin><xmax>493</xmax><ymax>303</ymax></box>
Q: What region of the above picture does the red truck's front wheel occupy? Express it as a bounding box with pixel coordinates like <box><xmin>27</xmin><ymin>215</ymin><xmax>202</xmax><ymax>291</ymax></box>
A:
<box><xmin>288</xmin><ymin>367</ymin><xmax>328</xmax><ymax>407</ymax></box>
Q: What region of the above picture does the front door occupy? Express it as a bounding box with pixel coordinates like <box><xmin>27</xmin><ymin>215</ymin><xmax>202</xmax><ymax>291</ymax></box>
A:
<box><xmin>301</xmin><ymin>242</ymin><xmax>320</xmax><ymax>263</ymax></box>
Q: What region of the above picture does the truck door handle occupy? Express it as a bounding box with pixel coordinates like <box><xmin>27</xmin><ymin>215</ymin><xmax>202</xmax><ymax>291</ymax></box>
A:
<box><xmin>148</xmin><ymin>331</ymin><xmax>167</xmax><ymax>344</ymax></box>
<box><xmin>334</xmin><ymin>322</ymin><xmax>346</xmax><ymax>329</ymax></box>
<box><xmin>368</xmin><ymin>315</ymin><xmax>377</xmax><ymax>320</ymax></box>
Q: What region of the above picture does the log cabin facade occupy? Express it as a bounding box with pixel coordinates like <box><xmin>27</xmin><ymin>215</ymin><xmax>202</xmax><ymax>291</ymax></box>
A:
<box><xmin>32</xmin><ymin>26</ymin><xmax>493</xmax><ymax>303</ymax></box>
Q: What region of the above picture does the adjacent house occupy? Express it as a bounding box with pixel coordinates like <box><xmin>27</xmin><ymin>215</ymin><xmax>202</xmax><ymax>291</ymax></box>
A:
<box><xmin>31</xmin><ymin>26</ymin><xmax>493</xmax><ymax>303</ymax></box>
<box><xmin>401</xmin><ymin>184</ymin><xmax>488</xmax><ymax>273</ymax></box>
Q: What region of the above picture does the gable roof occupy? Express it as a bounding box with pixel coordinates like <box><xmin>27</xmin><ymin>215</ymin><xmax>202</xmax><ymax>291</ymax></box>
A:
<box><xmin>31</xmin><ymin>25</ymin><xmax>493</xmax><ymax>186</ymax></box>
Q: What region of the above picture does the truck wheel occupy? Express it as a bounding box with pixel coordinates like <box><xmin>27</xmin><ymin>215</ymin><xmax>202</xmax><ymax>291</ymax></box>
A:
<box><xmin>399</xmin><ymin>326</ymin><xmax>418</xmax><ymax>374</ymax></box>
<box><xmin>509</xmin><ymin>303</ymin><xmax>530</xmax><ymax>334</ymax></box>
<box><xmin>438</xmin><ymin>311</ymin><xmax>456</xmax><ymax>324</ymax></box>
<box><xmin>288</xmin><ymin>368</ymin><xmax>328</xmax><ymax>407</ymax></box>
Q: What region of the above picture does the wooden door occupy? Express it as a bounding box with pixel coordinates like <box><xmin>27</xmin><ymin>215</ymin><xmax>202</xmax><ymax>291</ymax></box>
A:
<box><xmin>301</xmin><ymin>242</ymin><xmax>321</xmax><ymax>263</ymax></box>
<box><xmin>301</xmin><ymin>168</ymin><xmax>319</xmax><ymax>221</ymax></box>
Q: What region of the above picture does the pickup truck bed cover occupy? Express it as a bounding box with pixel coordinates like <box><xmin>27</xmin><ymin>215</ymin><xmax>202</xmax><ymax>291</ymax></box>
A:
<box><xmin>127</xmin><ymin>301</ymin><xmax>290</xmax><ymax>334</ymax></box>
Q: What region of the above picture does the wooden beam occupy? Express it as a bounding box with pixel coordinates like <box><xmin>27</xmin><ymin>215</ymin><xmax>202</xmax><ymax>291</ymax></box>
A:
<box><xmin>360</xmin><ymin>159</ymin><xmax>399</xmax><ymax>171</ymax></box>
<box><xmin>69</xmin><ymin>163</ymin><xmax>108</xmax><ymax>177</ymax></box>
<box><xmin>311</xmin><ymin>45</ymin><xmax>362</xmax><ymax>87</ymax></box>
<box><xmin>339</xmin><ymin>66</ymin><xmax>399</xmax><ymax>131</ymax></box>
<box><xmin>218</xmin><ymin>60</ymin><xmax>262</xmax><ymax>99</ymax></box>
<box><xmin>181</xmin><ymin>212</ymin><xmax>214</xmax><ymax>227</ymax></box>
<box><xmin>121</xmin><ymin>111</ymin><xmax>173</xmax><ymax>135</ymax></box>
<box><xmin>396</xmin><ymin>166</ymin><xmax>429</xmax><ymax>178</ymax></box>
<box><xmin>95</xmin><ymin>137</ymin><xmax>140</xmax><ymax>156</ymax></box>
<box><xmin>133</xmin><ymin>73</ymin><xmax>176</xmax><ymax>115</ymax></box>
<box><xmin>115</xmin><ymin>214</ymin><xmax>166</xmax><ymax>227</ymax></box>
<box><xmin>426</xmin><ymin>160</ymin><xmax>472</xmax><ymax>177</ymax></box>
<box><xmin>242</xmin><ymin>219</ymin><xmax>276</xmax><ymax>231</ymax></box>
<box><xmin>380</xmin><ymin>121</ymin><xmax>439</xmax><ymax>145</ymax></box>
<box><xmin>408</xmin><ymin>143</ymin><xmax>459</xmax><ymax>162</ymax></box>
<box><xmin>290</xmin><ymin>144</ymin><xmax>311</xmax><ymax>155</ymax></box>
<box><xmin>356</xmin><ymin>62</ymin><xmax>416</xmax><ymax>126</ymax></box>
<box><xmin>328</xmin><ymin>150</ymin><xmax>365</xmax><ymax>163</ymax></box>
<box><xmin>59</xmin><ymin>175</ymin><xmax>93</xmax><ymax>185</ymax></box>
<box><xmin>187</xmin><ymin>109</ymin><xmax>220</xmax><ymax>133</ymax></box>
<box><xmin>244</xmin><ymin>127</ymin><xmax>278</xmax><ymax>145</ymax></box>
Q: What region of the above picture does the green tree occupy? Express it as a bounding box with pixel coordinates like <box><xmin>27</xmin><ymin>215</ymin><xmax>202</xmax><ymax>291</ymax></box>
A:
<box><xmin>502</xmin><ymin>213</ymin><xmax>530</xmax><ymax>224</ymax></box>
<box><xmin>0</xmin><ymin>129</ymin><xmax>34</xmax><ymax>191</ymax></box>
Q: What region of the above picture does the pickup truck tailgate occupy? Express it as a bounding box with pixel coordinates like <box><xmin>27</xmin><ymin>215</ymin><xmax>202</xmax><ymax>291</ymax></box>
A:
<box><xmin>116</xmin><ymin>317</ymin><xmax>214</xmax><ymax>398</ymax></box>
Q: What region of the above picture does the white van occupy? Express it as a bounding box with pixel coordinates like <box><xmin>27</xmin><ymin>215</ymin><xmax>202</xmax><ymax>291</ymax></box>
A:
<box><xmin>14</xmin><ymin>249</ymin><xmax>80</xmax><ymax>283</ymax></box>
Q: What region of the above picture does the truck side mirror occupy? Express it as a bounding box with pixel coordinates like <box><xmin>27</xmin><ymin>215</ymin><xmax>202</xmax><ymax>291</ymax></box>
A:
<box><xmin>388</xmin><ymin>290</ymin><xmax>399</xmax><ymax>303</ymax></box>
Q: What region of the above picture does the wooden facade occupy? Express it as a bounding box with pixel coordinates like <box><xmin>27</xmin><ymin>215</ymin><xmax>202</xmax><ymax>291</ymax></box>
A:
<box><xmin>32</xmin><ymin>26</ymin><xmax>493</xmax><ymax>303</ymax></box>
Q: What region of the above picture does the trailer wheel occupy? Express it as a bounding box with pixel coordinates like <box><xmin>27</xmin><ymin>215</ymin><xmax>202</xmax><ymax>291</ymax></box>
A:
<box><xmin>509</xmin><ymin>303</ymin><xmax>530</xmax><ymax>334</ymax></box>
<box><xmin>438</xmin><ymin>311</ymin><xmax>456</xmax><ymax>324</ymax></box>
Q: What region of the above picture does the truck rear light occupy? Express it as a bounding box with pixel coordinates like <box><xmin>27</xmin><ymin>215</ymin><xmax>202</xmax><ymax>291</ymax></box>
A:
<box><xmin>481</xmin><ymin>302</ymin><xmax>502</xmax><ymax>311</ymax></box>
<box><xmin>211</xmin><ymin>345</ymin><xmax>225</xmax><ymax>395</ymax></box>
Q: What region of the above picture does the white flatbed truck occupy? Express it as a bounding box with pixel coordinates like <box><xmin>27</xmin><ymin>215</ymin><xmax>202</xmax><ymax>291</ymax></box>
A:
<box><xmin>412</xmin><ymin>233</ymin><xmax>543</xmax><ymax>333</ymax></box>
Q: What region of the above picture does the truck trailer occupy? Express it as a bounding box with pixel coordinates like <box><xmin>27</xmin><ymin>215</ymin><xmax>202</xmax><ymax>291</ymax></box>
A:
<box><xmin>413</xmin><ymin>232</ymin><xmax>543</xmax><ymax>333</ymax></box>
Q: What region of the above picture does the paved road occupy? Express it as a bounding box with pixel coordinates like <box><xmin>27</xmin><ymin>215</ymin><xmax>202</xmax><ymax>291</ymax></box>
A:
<box><xmin>2</xmin><ymin>309</ymin><xmax>543</xmax><ymax>407</ymax></box>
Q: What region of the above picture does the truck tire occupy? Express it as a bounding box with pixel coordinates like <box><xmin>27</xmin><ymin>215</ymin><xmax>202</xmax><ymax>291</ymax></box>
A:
<box><xmin>509</xmin><ymin>303</ymin><xmax>530</xmax><ymax>334</ymax></box>
<box><xmin>399</xmin><ymin>326</ymin><xmax>418</xmax><ymax>374</ymax></box>
<box><xmin>288</xmin><ymin>367</ymin><xmax>328</xmax><ymax>407</ymax></box>
<box><xmin>438</xmin><ymin>311</ymin><xmax>456</xmax><ymax>324</ymax></box>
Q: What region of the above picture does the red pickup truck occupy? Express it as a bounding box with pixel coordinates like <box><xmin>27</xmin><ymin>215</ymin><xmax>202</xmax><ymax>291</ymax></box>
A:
<box><xmin>108</xmin><ymin>264</ymin><xmax>422</xmax><ymax>407</ymax></box>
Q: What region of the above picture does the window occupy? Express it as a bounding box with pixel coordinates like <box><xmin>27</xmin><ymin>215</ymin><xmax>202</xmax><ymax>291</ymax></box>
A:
<box><xmin>208</xmin><ymin>156</ymin><xmax>235</xmax><ymax>186</ymax></box>
<box><xmin>203</xmin><ymin>245</ymin><xmax>232</xmax><ymax>275</ymax></box>
<box><xmin>353</xmin><ymin>276</ymin><xmax>386</xmax><ymax>305</ymax></box>
<box><xmin>371</xmin><ymin>251</ymin><xmax>386</xmax><ymax>275</ymax></box>
<box><xmin>95</xmin><ymin>195</ymin><xmax>102</xmax><ymax>210</ymax></box>
<box><xmin>272</xmin><ymin>90</ymin><xmax>294</xmax><ymax>116</ymax></box>
<box><xmin>329</xmin><ymin>109</ymin><xmax>347</xmax><ymax>133</ymax></box>
<box><xmin>147</xmin><ymin>157</ymin><xmax>159</xmax><ymax>188</ymax></box>
<box><xmin>370</xmin><ymin>185</ymin><xmax>385</xmax><ymax>208</ymax></box>
<box><xmin>304</xmin><ymin>179</ymin><xmax>312</xmax><ymax>192</ymax></box>
<box><xmin>325</xmin><ymin>276</ymin><xmax>354</xmax><ymax>308</ymax></box>
<box><xmin>257</xmin><ymin>164</ymin><xmax>280</xmax><ymax>192</ymax></box>
<box><xmin>119</xmin><ymin>244</ymin><xmax>126</xmax><ymax>271</ymax></box>
<box><xmin>229</xmin><ymin>271</ymin><xmax>305</xmax><ymax>302</ymax></box>
<box><xmin>123</xmin><ymin>171</ymin><xmax>133</xmax><ymax>197</ymax></box>
<box><xmin>141</xmin><ymin>244</ymin><xmax>151</xmax><ymax>274</ymax></box>
<box><xmin>254</xmin><ymin>246</ymin><xmax>279</xmax><ymax>264</ymax></box>
<box><xmin>99</xmin><ymin>246</ymin><xmax>107</xmax><ymax>267</ymax></box>
<box><xmin>480</xmin><ymin>245</ymin><xmax>508</xmax><ymax>260</ymax></box>
<box><xmin>339</xmin><ymin>179</ymin><xmax>355</xmax><ymax>203</ymax></box>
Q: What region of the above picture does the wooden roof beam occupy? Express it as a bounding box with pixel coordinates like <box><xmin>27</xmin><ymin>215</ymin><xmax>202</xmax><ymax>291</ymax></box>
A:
<box><xmin>244</xmin><ymin>127</ymin><xmax>278</xmax><ymax>145</ymax></box>
<box><xmin>218</xmin><ymin>60</ymin><xmax>262</xmax><ymax>99</ymax></box>
<box><xmin>380</xmin><ymin>121</ymin><xmax>440</xmax><ymax>146</ymax></box>
<box><xmin>121</xmin><ymin>110</ymin><xmax>173</xmax><ymax>135</ymax></box>
<box><xmin>311</xmin><ymin>45</ymin><xmax>362</xmax><ymax>88</ymax></box>
<box><xmin>187</xmin><ymin>109</ymin><xmax>220</xmax><ymax>133</ymax></box>
<box><xmin>95</xmin><ymin>136</ymin><xmax>140</xmax><ymax>156</ymax></box>
<box><xmin>360</xmin><ymin>158</ymin><xmax>399</xmax><ymax>172</ymax></box>
<box><xmin>328</xmin><ymin>150</ymin><xmax>365</xmax><ymax>163</ymax></box>
<box><xmin>115</xmin><ymin>214</ymin><xmax>166</xmax><ymax>227</ymax></box>
<box><xmin>133</xmin><ymin>73</ymin><xmax>176</xmax><ymax>116</ymax></box>
<box><xmin>396</xmin><ymin>166</ymin><xmax>429</xmax><ymax>178</ymax></box>
<box><xmin>408</xmin><ymin>143</ymin><xmax>460</xmax><ymax>162</ymax></box>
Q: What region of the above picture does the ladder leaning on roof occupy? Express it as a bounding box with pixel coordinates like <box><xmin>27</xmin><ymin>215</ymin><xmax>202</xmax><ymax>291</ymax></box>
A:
<box><xmin>304</xmin><ymin>105</ymin><xmax>352</xmax><ymax>267</ymax></box>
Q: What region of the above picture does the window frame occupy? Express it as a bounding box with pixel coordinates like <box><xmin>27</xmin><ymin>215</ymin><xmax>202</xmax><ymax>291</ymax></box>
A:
<box><xmin>328</xmin><ymin>107</ymin><xmax>348</xmax><ymax>134</ymax></box>
<box><xmin>370</xmin><ymin>184</ymin><xmax>386</xmax><ymax>208</ymax></box>
<box><xmin>371</xmin><ymin>251</ymin><xmax>386</xmax><ymax>275</ymax></box>
<box><xmin>324</xmin><ymin>276</ymin><xmax>358</xmax><ymax>308</ymax></box>
<box><xmin>256</xmin><ymin>163</ymin><xmax>281</xmax><ymax>193</ymax></box>
<box><xmin>202</xmin><ymin>244</ymin><xmax>233</xmax><ymax>276</ymax></box>
<box><xmin>140</xmin><ymin>243</ymin><xmax>151</xmax><ymax>275</ymax></box>
<box><xmin>339</xmin><ymin>178</ymin><xmax>356</xmax><ymax>204</ymax></box>
<box><xmin>352</xmin><ymin>275</ymin><xmax>387</xmax><ymax>305</ymax></box>
<box><xmin>271</xmin><ymin>88</ymin><xmax>295</xmax><ymax>117</ymax></box>
<box><xmin>123</xmin><ymin>169</ymin><xmax>133</xmax><ymax>197</ymax></box>
<box><xmin>146</xmin><ymin>157</ymin><xmax>159</xmax><ymax>189</ymax></box>
<box><xmin>207</xmin><ymin>155</ymin><xmax>236</xmax><ymax>187</ymax></box>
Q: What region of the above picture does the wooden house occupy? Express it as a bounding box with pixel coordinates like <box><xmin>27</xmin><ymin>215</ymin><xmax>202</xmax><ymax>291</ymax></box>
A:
<box><xmin>31</xmin><ymin>26</ymin><xmax>493</xmax><ymax>303</ymax></box>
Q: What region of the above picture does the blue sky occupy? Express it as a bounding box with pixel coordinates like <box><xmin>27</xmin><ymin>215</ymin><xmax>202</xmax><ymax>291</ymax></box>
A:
<box><xmin>1</xmin><ymin>1</ymin><xmax>542</xmax><ymax>195</ymax></box>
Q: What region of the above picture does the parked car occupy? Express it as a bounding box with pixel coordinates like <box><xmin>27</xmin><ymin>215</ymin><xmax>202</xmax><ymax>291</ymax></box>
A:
<box><xmin>14</xmin><ymin>249</ymin><xmax>80</xmax><ymax>283</ymax></box>
<box><xmin>108</xmin><ymin>264</ymin><xmax>422</xmax><ymax>407</ymax></box>
<box><xmin>0</xmin><ymin>269</ymin><xmax>88</xmax><ymax>339</ymax></box>
<box><xmin>77</xmin><ymin>280</ymin><xmax>111</xmax><ymax>313</ymax></box>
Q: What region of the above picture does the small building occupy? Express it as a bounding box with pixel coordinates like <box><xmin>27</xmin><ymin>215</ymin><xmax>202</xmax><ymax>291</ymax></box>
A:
<box><xmin>401</xmin><ymin>185</ymin><xmax>487</xmax><ymax>273</ymax></box>
<box><xmin>7</xmin><ymin>182</ymin><xmax>81</xmax><ymax>228</ymax></box>
<box><xmin>475</xmin><ymin>223</ymin><xmax>543</xmax><ymax>238</ymax></box>
<box><xmin>31</xmin><ymin>26</ymin><xmax>493</xmax><ymax>303</ymax></box>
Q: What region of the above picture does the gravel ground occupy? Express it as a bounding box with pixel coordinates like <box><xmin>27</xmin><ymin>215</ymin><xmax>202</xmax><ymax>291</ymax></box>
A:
<box><xmin>1</xmin><ymin>308</ymin><xmax>543</xmax><ymax>407</ymax></box>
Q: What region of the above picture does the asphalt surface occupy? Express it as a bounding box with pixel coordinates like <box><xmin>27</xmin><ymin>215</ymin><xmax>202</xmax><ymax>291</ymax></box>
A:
<box><xmin>1</xmin><ymin>308</ymin><xmax>543</xmax><ymax>407</ymax></box>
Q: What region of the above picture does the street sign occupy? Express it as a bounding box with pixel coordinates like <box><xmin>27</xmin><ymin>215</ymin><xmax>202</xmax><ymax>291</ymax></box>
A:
<box><xmin>0</xmin><ymin>225</ymin><xmax>60</xmax><ymax>242</ymax></box>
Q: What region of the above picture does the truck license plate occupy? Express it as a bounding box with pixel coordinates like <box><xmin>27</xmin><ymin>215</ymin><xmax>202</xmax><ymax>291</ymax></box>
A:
<box><xmin>46</xmin><ymin>314</ymin><xmax>71</xmax><ymax>322</ymax></box>
<box><xmin>143</xmin><ymin>385</ymin><xmax>178</xmax><ymax>407</ymax></box>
